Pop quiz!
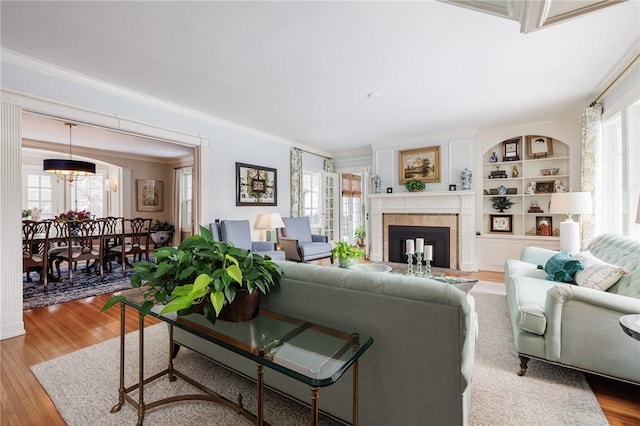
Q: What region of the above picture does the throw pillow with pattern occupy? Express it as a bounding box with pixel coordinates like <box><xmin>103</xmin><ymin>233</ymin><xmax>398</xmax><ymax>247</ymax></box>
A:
<box><xmin>572</xmin><ymin>250</ymin><xmax>625</xmax><ymax>291</ymax></box>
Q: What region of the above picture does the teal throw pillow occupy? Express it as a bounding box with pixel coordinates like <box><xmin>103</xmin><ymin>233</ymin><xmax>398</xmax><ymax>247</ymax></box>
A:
<box><xmin>543</xmin><ymin>252</ymin><xmax>584</xmax><ymax>283</ymax></box>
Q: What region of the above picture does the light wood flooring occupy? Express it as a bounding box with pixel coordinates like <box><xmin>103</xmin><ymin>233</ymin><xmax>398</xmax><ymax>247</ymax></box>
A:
<box><xmin>1</xmin><ymin>270</ymin><xmax>639</xmax><ymax>425</ymax></box>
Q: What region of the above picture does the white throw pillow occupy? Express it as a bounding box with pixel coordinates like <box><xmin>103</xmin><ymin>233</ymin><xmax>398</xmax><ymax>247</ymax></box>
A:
<box><xmin>572</xmin><ymin>251</ymin><xmax>625</xmax><ymax>291</ymax></box>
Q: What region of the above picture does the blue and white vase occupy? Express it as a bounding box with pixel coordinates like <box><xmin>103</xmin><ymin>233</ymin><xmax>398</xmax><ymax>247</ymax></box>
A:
<box><xmin>373</xmin><ymin>175</ymin><xmax>382</xmax><ymax>194</ymax></box>
<box><xmin>461</xmin><ymin>168</ymin><xmax>472</xmax><ymax>190</ymax></box>
<box><xmin>497</xmin><ymin>185</ymin><xmax>507</xmax><ymax>195</ymax></box>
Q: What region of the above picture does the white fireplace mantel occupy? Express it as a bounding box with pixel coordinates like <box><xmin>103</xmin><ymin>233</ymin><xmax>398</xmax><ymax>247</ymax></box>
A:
<box><xmin>368</xmin><ymin>191</ymin><xmax>477</xmax><ymax>271</ymax></box>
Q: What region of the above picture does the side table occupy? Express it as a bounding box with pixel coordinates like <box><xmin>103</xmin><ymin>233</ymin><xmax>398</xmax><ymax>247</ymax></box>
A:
<box><xmin>620</xmin><ymin>314</ymin><xmax>640</xmax><ymax>341</ymax></box>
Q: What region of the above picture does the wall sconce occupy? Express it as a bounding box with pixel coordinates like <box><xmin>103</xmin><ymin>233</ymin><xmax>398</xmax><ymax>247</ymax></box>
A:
<box><xmin>105</xmin><ymin>177</ymin><xmax>118</xmax><ymax>193</ymax></box>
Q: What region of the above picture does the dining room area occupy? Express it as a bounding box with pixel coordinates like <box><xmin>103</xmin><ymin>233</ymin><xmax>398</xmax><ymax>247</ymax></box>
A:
<box><xmin>19</xmin><ymin>113</ymin><xmax>196</xmax><ymax>310</ymax></box>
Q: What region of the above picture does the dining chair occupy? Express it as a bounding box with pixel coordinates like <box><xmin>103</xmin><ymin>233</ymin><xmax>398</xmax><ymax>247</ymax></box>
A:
<box><xmin>47</xmin><ymin>219</ymin><xmax>71</xmax><ymax>280</ymax></box>
<box><xmin>109</xmin><ymin>217</ymin><xmax>152</xmax><ymax>275</ymax></box>
<box><xmin>22</xmin><ymin>220</ymin><xmax>51</xmax><ymax>290</ymax></box>
<box><xmin>102</xmin><ymin>216</ymin><xmax>123</xmax><ymax>272</ymax></box>
<box><xmin>55</xmin><ymin>219</ymin><xmax>105</xmax><ymax>285</ymax></box>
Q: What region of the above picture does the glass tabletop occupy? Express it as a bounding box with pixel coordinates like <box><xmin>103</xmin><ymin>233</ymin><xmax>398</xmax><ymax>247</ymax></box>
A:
<box><xmin>119</xmin><ymin>288</ymin><xmax>373</xmax><ymax>387</ymax></box>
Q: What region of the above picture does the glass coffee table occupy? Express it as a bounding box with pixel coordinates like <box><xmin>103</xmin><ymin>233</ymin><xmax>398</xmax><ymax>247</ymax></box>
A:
<box><xmin>349</xmin><ymin>262</ymin><xmax>478</xmax><ymax>294</ymax></box>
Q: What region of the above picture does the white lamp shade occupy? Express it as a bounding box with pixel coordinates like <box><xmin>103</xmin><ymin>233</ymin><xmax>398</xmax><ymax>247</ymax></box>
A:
<box><xmin>255</xmin><ymin>213</ymin><xmax>285</xmax><ymax>229</ymax></box>
<box><xmin>549</xmin><ymin>192</ymin><xmax>593</xmax><ymax>216</ymax></box>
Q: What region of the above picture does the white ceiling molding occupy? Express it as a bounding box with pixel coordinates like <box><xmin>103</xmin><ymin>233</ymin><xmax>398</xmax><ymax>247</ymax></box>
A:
<box><xmin>440</xmin><ymin>0</ymin><xmax>627</xmax><ymax>33</ymax></box>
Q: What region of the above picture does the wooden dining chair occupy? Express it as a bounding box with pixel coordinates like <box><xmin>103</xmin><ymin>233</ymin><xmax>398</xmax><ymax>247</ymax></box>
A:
<box><xmin>109</xmin><ymin>217</ymin><xmax>152</xmax><ymax>275</ymax></box>
<box><xmin>22</xmin><ymin>220</ymin><xmax>51</xmax><ymax>290</ymax></box>
<box><xmin>56</xmin><ymin>219</ymin><xmax>105</xmax><ymax>285</ymax></box>
<box><xmin>47</xmin><ymin>219</ymin><xmax>70</xmax><ymax>280</ymax></box>
<box><xmin>102</xmin><ymin>216</ymin><xmax>123</xmax><ymax>272</ymax></box>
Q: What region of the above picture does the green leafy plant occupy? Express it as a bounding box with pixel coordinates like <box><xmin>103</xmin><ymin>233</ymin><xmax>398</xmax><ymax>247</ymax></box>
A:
<box><xmin>102</xmin><ymin>225</ymin><xmax>282</xmax><ymax>325</ymax></box>
<box><xmin>331</xmin><ymin>241</ymin><xmax>365</xmax><ymax>268</ymax></box>
<box><xmin>150</xmin><ymin>220</ymin><xmax>175</xmax><ymax>233</ymax></box>
<box><xmin>404</xmin><ymin>179</ymin><xmax>426</xmax><ymax>192</ymax></box>
<box><xmin>354</xmin><ymin>225</ymin><xmax>366</xmax><ymax>241</ymax></box>
<box><xmin>490</xmin><ymin>196</ymin><xmax>515</xmax><ymax>212</ymax></box>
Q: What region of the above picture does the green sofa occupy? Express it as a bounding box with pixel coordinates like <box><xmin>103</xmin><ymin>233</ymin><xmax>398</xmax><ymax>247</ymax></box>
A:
<box><xmin>504</xmin><ymin>234</ymin><xmax>640</xmax><ymax>384</ymax></box>
<box><xmin>174</xmin><ymin>261</ymin><xmax>477</xmax><ymax>425</ymax></box>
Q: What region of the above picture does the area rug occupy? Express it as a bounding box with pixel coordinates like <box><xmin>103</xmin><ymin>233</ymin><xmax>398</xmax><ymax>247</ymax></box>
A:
<box><xmin>30</xmin><ymin>281</ymin><xmax>608</xmax><ymax>425</ymax></box>
<box><xmin>23</xmin><ymin>265</ymin><xmax>132</xmax><ymax>310</ymax></box>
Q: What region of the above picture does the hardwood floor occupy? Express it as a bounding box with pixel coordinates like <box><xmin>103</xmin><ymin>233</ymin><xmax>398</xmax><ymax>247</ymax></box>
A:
<box><xmin>2</xmin><ymin>272</ymin><xmax>639</xmax><ymax>425</ymax></box>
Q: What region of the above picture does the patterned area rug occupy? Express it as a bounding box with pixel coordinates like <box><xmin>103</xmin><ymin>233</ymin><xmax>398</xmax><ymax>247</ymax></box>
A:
<box><xmin>23</xmin><ymin>265</ymin><xmax>133</xmax><ymax>310</ymax></box>
<box><xmin>30</xmin><ymin>281</ymin><xmax>608</xmax><ymax>425</ymax></box>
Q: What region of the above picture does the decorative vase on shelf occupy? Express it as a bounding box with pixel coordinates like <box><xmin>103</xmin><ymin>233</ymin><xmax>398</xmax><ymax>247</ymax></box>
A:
<box><xmin>461</xmin><ymin>168</ymin><xmax>472</xmax><ymax>190</ymax></box>
<box><xmin>373</xmin><ymin>175</ymin><xmax>382</xmax><ymax>193</ymax></box>
<box><xmin>497</xmin><ymin>185</ymin><xmax>507</xmax><ymax>195</ymax></box>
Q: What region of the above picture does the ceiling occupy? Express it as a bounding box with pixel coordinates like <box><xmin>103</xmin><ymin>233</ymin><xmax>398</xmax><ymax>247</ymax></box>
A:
<box><xmin>1</xmin><ymin>1</ymin><xmax>638</xmax><ymax>155</ymax></box>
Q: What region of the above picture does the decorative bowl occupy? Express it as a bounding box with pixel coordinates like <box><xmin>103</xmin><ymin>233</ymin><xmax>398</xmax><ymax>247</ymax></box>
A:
<box><xmin>549</xmin><ymin>168</ymin><xmax>560</xmax><ymax>175</ymax></box>
<box><xmin>540</xmin><ymin>169</ymin><xmax>550</xmax><ymax>176</ymax></box>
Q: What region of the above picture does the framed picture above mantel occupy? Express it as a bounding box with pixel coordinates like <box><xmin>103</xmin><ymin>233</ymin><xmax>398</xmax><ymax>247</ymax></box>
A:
<box><xmin>398</xmin><ymin>146</ymin><xmax>441</xmax><ymax>184</ymax></box>
<box><xmin>236</xmin><ymin>162</ymin><xmax>277</xmax><ymax>206</ymax></box>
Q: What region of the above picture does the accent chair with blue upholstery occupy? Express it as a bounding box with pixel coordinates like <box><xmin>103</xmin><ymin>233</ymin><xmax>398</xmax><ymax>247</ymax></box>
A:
<box><xmin>277</xmin><ymin>216</ymin><xmax>333</xmax><ymax>263</ymax></box>
<box><xmin>216</xmin><ymin>219</ymin><xmax>285</xmax><ymax>260</ymax></box>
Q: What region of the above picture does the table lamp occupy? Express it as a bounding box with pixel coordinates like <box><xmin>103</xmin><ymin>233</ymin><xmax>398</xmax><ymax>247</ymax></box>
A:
<box><xmin>549</xmin><ymin>191</ymin><xmax>593</xmax><ymax>253</ymax></box>
<box><xmin>255</xmin><ymin>213</ymin><xmax>285</xmax><ymax>242</ymax></box>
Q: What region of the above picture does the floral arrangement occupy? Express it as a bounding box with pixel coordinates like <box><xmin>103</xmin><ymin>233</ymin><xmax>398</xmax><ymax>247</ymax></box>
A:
<box><xmin>55</xmin><ymin>209</ymin><xmax>92</xmax><ymax>222</ymax></box>
<box><xmin>22</xmin><ymin>209</ymin><xmax>32</xmax><ymax>218</ymax></box>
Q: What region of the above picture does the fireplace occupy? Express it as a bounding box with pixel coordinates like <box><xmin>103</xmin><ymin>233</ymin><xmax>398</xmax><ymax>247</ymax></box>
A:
<box><xmin>388</xmin><ymin>225</ymin><xmax>450</xmax><ymax>268</ymax></box>
<box><xmin>368</xmin><ymin>191</ymin><xmax>477</xmax><ymax>271</ymax></box>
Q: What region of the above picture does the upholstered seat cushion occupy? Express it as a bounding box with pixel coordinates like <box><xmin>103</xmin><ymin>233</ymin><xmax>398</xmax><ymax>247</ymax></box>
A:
<box><xmin>299</xmin><ymin>241</ymin><xmax>332</xmax><ymax>258</ymax></box>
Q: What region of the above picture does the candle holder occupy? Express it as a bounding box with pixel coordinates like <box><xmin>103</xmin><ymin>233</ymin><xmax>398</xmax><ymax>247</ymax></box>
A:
<box><xmin>425</xmin><ymin>259</ymin><xmax>432</xmax><ymax>277</ymax></box>
<box><xmin>406</xmin><ymin>252</ymin><xmax>414</xmax><ymax>275</ymax></box>
<box><xmin>415</xmin><ymin>252</ymin><xmax>424</xmax><ymax>276</ymax></box>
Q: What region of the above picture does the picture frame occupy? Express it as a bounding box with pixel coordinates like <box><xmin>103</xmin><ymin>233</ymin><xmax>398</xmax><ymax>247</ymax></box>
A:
<box><xmin>398</xmin><ymin>146</ymin><xmax>441</xmax><ymax>184</ymax></box>
<box><xmin>386</xmin><ymin>187</ymin><xmax>393</xmax><ymax>193</ymax></box>
<box><xmin>136</xmin><ymin>179</ymin><xmax>163</xmax><ymax>211</ymax></box>
<box><xmin>536</xmin><ymin>216</ymin><xmax>553</xmax><ymax>236</ymax></box>
<box><xmin>527</xmin><ymin>135</ymin><xmax>554</xmax><ymax>158</ymax></box>
<box><xmin>236</xmin><ymin>162</ymin><xmax>277</xmax><ymax>206</ymax></box>
<box><xmin>502</xmin><ymin>137</ymin><xmax>521</xmax><ymax>161</ymax></box>
<box><xmin>535</xmin><ymin>180</ymin><xmax>555</xmax><ymax>193</ymax></box>
<box><xmin>490</xmin><ymin>214</ymin><xmax>513</xmax><ymax>233</ymax></box>
<box><xmin>449</xmin><ymin>184</ymin><xmax>457</xmax><ymax>191</ymax></box>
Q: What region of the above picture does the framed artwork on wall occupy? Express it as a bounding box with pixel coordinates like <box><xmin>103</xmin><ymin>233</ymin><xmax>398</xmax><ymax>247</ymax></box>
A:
<box><xmin>502</xmin><ymin>137</ymin><xmax>521</xmax><ymax>161</ymax></box>
<box><xmin>527</xmin><ymin>135</ymin><xmax>553</xmax><ymax>158</ymax></box>
<box><xmin>490</xmin><ymin>214</ymin><xmax>513</xmax><ymax>233</ymax></box>
<box><xmin>136</xmin><ymin>179</ymin><xmax>163</xmax><ymax>211</ymax></box>
<box><xmin>236</xmin><ymin>162</ymin><xmax>277</xmax><ymax>206</ymax></box>
<box><xmin>398</xmin><ymin>146</ymin><xmax>441</xmax><ymax>184</ymax></box>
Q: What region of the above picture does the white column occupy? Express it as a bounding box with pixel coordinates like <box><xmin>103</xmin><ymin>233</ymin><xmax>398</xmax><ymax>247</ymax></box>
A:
<box><xmin>1</xmin><ymin>98</ymin><xmax>25</xmax><ymax>339</ymax></box>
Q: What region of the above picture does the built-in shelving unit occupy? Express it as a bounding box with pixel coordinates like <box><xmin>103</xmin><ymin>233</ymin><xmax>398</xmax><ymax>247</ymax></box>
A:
<box><xmin>481</xmin><ymin>135</ymin><xmax>571</xmax><ymax>239</ymax></box>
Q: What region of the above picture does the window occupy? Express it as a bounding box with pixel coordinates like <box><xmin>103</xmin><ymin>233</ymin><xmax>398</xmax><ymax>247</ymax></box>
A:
<box><xmin>24</xmin><ymin>171</ymin><xmax>55</xmax><ymax>219</ymax></box>
<box><xmin>71</xmin><ymin>175</ymin><xmax>105</xmax><ymax>216</ymax></box>
<box><xmin>181</xmin><ymin>167</ymin><xmax>193</xmax><ymax>228</ymax></box>
<box><xmin>303</xmin><ymin>171</ymin><xmax>321</xmax><ymax>228</ymax></box>
<box><xmin>340</xmin><ymin>173</ymin><xmax>363</xmax><ymax>243</ymax></box>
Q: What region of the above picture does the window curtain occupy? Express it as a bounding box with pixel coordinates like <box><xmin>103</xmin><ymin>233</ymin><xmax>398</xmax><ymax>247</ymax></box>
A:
<box><xmin>290</xmin><ymin>148</ymin><xmax>303</xmax><ymax>217</ymax></box>
<box><xmin>580</xmin><ymin>103</ymin><xmax>602</xmax><ymax>248</ymax></box>
<box><xmin>173</xmin><ymin>168</ymin><xmax>181</xmax><ymax>243</ymax></box>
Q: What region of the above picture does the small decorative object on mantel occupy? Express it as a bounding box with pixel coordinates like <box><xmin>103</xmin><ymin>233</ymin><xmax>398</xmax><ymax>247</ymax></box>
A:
<box><xmin>490</xmin><ymin>152</ymin><xmax>499</xmax><ymax>163</ymax></box>
<box><xmin>512</xmin><ymin>165</ymin><xmax>519</xmax><ymax>178</ymax></box>
<box><xmin>490</xmin><ymin>196</ymin><xmax>515</xmax><ymax>213</ymax></box>
<box><xmin>386</xmin><ymin>187</ymin><xmax>393</xmax><ymax>193</ymax></box>
<box><xmin>460</xmin><ymin>168</ymin><xmax>472</xmax><ymax>190</ymax></box>
<box><xmin>497</xmin><ymin>185</ymin><xmax>507</xmax><ymax>195</ymax></box>
<box><xmin>554</xmin><ymin>180</ymin><xmax>567</xmax><ymax>193</ymax></box>
<box><xmin>528</xmin><ymin>201</ymin><xmax>543</xmax><ymax>213</ymax></box>
<box><xmin>373</xmin><ymin>175</ymin><xmax>382</xmax><ymax>193</ymax></box>
<box><xmin>404</xmin><ymin>178</ymin><xmax>426</xmax><ymax>192</ymax></box>
<box><xmin>525</xmin><ymin>181</ymin><xmax>537</xmax><ymax>194</ymax></box>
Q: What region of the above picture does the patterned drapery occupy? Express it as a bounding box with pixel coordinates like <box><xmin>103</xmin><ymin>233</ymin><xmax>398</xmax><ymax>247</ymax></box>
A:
<box><xmin>290</xmin><ymin>148</ymin><xmax>303</xmax><ymax>217</ymax></box>
<box><xmin>580</xmin><ymin>103</ymin><xmax>602</xmax><ymax>248</ymax></box>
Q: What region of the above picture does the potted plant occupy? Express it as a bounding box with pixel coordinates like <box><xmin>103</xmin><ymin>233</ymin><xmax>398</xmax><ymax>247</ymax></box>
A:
<box><xmin>354</xmin><ymin>225</ymin><xmax>366</xmax><ymax>246</ymax></box>
<box><xmin>102</xmin><ymin>225</ymin><xmax>282</xmax><ymax>325</ymax></box>
<box><xmin>404</xmin><ymin>178</ymin><xmax>426</xmax><ymax>192</ymax></box>
<box><xmin>331</xmin><ymin>241</ymin><xmax>365</xmax><ymax>268</ymax></box>
<box><xmin>490</xmin><ymin>196</ymin><xmax>515</xmax><ymax>212</ymax></box>
<box><xmin>150</xmin><ymin>220</ymin><xmax>175</xmax><ymax>246</ymax></box>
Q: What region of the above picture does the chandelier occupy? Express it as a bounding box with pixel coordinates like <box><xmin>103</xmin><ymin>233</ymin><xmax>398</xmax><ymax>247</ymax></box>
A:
<box><xmin>43</xmin><ymin>122</ymin><xmax>96</xmax><ymax>183</ymax></box>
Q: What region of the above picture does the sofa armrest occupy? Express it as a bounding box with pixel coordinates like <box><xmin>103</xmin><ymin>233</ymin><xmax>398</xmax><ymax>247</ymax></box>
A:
<box><xmin>278</xmin><ymin>237</ymin><xmax>302</xmax><ymax>261</ymax></box>
<box><xmin>521</xmin><ymin>246</ymin><xmax>558</xmax><ymax>266</ymax></box>
<box><xmin>251</xmin><ymin>241</ymin><xmax>276</xmax><ymax>252</ymax></box>
<box><xmin>544</xmin><ymin>284</ymin><xmax>640</xmax><ymax>361</ymax></box>
<box><xmin>311</xmin><ymin>234</ymin><xmax>328</xmax><ymax>243</ymax></box>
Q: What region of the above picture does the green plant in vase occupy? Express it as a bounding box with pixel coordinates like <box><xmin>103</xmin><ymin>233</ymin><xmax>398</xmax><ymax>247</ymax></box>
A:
<box><xmin>490</xmin><ymin>196</ymin><xmax>515</xmax><ymax>212</ymax></box>
<box><xmin>404</xmin><ymin>179</ymin><xmax>426</xmax><ymax>192</ymax></box>
<box><xmin>102</xmin><ymin>225</ymin><xmax>282</xmax><ymax>325</ymax></box>
<box><xmin>354</xmin><ymin>225</ymin><xmax>366</xmax><ymax>245</ymax></box>
<box><xmin>331</xmin><ymin>241</ymin><xmax>365</xmax><ymax>268</ymax></box>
